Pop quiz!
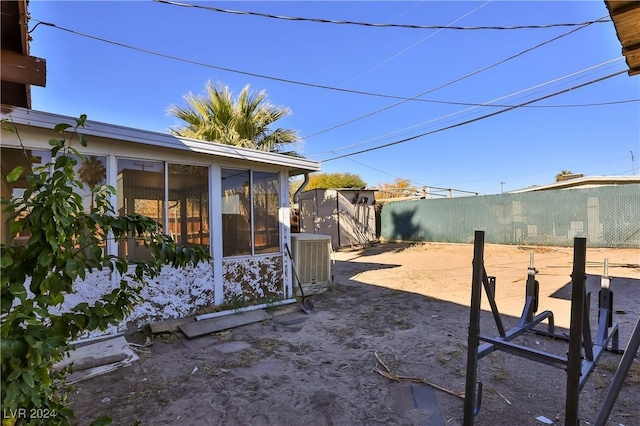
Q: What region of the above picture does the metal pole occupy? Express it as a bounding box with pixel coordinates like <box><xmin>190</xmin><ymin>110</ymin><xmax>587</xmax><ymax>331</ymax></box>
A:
<box><xmin>565</xmin><ymin>237</ymin><xmax>587</xmax><ymax>426</ymax></box>
<box><xmin>594</xmin><ymin>315</ymin><xmax>640</xmax><ymax>426</ymax></box>
<box><xmin>463</xmin><ymin>230</ymin><xmax>485</xmax><ymax>425</ymax></box>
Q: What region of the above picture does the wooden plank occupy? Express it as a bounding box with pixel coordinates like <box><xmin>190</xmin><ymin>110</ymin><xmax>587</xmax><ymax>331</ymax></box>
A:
<box><xmin>73</xmin><ymin>354</ymin><xmax>127</xmax><ymax>371</ymax></box>
<box><xmin>179</xmin><ymin>309</ymin><xmax>271</xmax><ymax>339</ymax></box>
<box><xmin>149</xmin><ymin>317</ymin><xmax>192</xmax><ymax>334</ymax></box>
<box><xmin>0</xmin><ymin>50</ymin><xmax>47</xmax><ymax>86</ymax></box>
<box><xmin>54</xmin><ymin>336</ymin><xmax>139</xmax><ymax>384</ymax></box>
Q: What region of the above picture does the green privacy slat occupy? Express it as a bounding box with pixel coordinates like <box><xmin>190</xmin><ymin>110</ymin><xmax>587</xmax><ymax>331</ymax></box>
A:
<box><xmin>380</xmin><ymin>185</ymin><xmax>640</xmax><ymax>248</ymax></box>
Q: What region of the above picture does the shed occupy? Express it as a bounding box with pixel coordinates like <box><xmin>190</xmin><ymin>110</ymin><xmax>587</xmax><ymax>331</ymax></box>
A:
<box><xmin>1</xmin><ymin>107</ymin><xmax>321</xmax><ymax>334</ymax></box>
<box><xmin>298</xmin><ymin>188</ymin><xmax>377</xmax><ymax>249</ymax></box>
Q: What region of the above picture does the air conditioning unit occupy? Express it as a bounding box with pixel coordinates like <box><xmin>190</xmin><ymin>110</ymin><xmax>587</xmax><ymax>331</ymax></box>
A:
<box><xmin>290</xmin><ymin>233</ymin><xmax>332</xmax><ymax>296</ymax></box>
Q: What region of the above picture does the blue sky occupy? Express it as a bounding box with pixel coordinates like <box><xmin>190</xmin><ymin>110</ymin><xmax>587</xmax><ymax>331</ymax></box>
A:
<box><xmin>28</xmin><ymin>1</ymin><xmax>639</xmax><ymax>195</ymax></box>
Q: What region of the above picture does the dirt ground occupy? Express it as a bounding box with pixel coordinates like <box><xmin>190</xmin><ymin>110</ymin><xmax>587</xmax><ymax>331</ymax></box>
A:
<box><xmin>69</xmin><ymin>242</ymin><xmax>640</xmax><ymax>426</ymax></box>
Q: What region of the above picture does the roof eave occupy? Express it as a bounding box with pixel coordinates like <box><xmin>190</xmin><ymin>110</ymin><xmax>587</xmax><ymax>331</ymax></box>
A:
<box><xmin>1</xmin><ymin>107</ymin><xmax>321</xmax><ymax>173</ymax></box>
<box><xmin>509</xmin><ymin>176</ymin><xmax>640</xmax><ymax>193</ymax></box>
<box><xmin>604</xmin><ymin>0</ymin><xmax>640</xmax><ymax>76</ymax></box>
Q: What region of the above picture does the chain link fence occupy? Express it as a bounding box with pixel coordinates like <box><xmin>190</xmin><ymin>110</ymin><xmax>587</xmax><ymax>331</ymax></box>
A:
<box><xmin>380</xmin><ymin>185</ymin><xmax>640</xmax><ymax>248</ymax></box>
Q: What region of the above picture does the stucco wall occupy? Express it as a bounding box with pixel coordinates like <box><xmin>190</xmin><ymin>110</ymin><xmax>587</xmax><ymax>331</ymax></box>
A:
<box><xmin>51</xmin><ymin>261</ymin><xmax>215</xmax><ymax>338</ymax></box>
<box><xmin>222</xmin><ymin>255</ymin><xmax>284</xmax><ymax>304</ymax></box>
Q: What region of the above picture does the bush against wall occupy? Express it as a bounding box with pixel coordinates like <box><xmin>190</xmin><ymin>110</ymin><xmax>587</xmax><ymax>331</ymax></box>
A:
<box><xmin>0</xmin><ymin>116</ymin><xmax>209</xmax><ymax>425</ymax></box>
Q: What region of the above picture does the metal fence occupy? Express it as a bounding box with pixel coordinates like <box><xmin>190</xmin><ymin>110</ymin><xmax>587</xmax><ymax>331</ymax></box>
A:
<box><xmin>380</xmin><ymin>185</ymin><xmax>640</xmax><ymax>248</ymax></box>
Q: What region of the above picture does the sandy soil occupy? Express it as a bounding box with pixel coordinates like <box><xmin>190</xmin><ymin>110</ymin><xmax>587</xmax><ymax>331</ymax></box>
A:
<box><xmin>69</xmin><ymin>242</ymin><xmax>640</xmax><ymax>426</ymax></box>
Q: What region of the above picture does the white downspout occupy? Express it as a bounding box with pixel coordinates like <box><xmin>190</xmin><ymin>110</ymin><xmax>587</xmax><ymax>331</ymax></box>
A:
<box><xmin>293</xmin><ymin>173</ymin><xmax>310</xmax><ymax>203</ymax></box>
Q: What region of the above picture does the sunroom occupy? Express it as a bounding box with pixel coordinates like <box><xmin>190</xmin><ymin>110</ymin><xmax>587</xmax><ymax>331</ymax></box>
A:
<box><xmin>1</xmin><ymin>107</ymin><xmax>320</xmax><ymax>333</ymax></box>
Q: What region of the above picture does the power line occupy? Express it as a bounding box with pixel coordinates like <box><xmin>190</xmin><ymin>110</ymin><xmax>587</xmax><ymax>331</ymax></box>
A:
<box><xmin>304</xmin><ymin>98</ymin><xmax>639</xmax><ymax>157</ymax></box>
<box><xmin>322</xmin><ymin>70</ymin><xmax>627</xmax><ymax>162</ymax></box>
<box><xmin>302</xmin><ymin>16</ymin><xmax>609</xmax><ymax>139</ymax></box>
<box><xmin>308</xmin><ymin>59</ymin><xmax>625</xmax><ymax>156</ymax></box>
<box><xmin>154</xmin><ymin>0</ymin><xmax>611</xmax><ymax>31</ymax></box>
<box><xmin>296</xmin><ymin>1</ymin><xmax>491</xmax><ymax>115</ymax></box>
<box><xmin>342</xmin><ymin>156</ymin><xmax>480</xmax><ymax>196</ymax></box>
<box><xmin>32</xmin><ymin>19</ymin><xmax>632</xmax><ymax>113</ymax></box>
<box><xmin>341</xmin><ymin>1</ymin><xmax>492</xmax><ymax>86</ymax></box>
<box><xmin>25</xmin><ymin>19</ymin><xmax>471</xmax><ymax>103</ymax></box>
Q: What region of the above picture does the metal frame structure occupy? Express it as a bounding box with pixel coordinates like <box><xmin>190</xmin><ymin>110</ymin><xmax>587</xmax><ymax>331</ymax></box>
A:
<box><xmin>463</xmin><ymin>230</ymin><xmax>620</xmax><ymax>426</ymax></box>
<box><xmin>594</xmin><ymin>315</ymin><xmax>640</xmax><ymax>425</ymax></box>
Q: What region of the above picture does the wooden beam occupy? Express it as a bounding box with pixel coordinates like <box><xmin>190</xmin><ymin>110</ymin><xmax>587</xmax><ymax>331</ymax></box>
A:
<box><xmin>18</xmin><ymin>0</ymin><xmax>29</xmax><ymax>55</ymax></box>
<box><xmin>0</xmin><ymin>50</ymin><xmax>47</xmax><ymax>87</ymax></box>
<box><xmin>608</xmin><ymin>0</ymin><xmax>640</xmax><ymax>17</ymax></box>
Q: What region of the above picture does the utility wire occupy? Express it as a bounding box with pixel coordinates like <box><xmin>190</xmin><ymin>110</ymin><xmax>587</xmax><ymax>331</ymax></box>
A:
<box><xmin>32</xmin><ymin>19</ymin><xmax>633</xmax><ymax>112</ymax></box>
<box><xmin>342</xmin><ymin>1</ymin><xmax>492</xmax><ymax>87</ymax></box>
<box><xmin>26</xmin><ymin>19</ymin><xmax>468</xmax><ymax>103</ymax></box>
<box><xmin>302</xmin><ymin>95</ymin><xmax>639</xmax><ymax>156</ymax></box>
<box><xmin>308</xmin><ymin>59</ymin><xmax>625</xmax><ymax>156</ymax></box>
<box><xmin>342</xmin><ymin>155</ymin><xmax>480</xmax><ymax>196</ymax></box>
<box><xmin>154</xmin><ymin>0</ymin><xmax>611</xmax><ymax>31</ymax></box>
<box><xmin>296</xmin><ymin>1</ymin><xmax>491</xmax><ymax>114</ymax></box>
<box><xmin>303</xmin><ymin>16</ymin><xmax>609</xmax><ymax>139</ymax></box>
<box><xmin>322</xmin><ymin>70</ymin><xmax>627</xmax><ymax>162</ymax></box>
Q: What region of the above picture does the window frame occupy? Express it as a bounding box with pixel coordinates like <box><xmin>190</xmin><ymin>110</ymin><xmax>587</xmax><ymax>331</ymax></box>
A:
<box><xmin>221</xmin><ymin>167</ymin><xmax>282</xmax><ymax>259</ymax></box>
<box><xmin>115</xmin><ymin>157</ymin><xmax>213</xmax><ymax>262</ymax></box>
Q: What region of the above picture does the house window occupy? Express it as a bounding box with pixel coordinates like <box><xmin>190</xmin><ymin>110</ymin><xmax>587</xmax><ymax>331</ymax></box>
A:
<box><xmin>1</xmin><ymin>148</ymin><xmax>107</xmax><ymax>248</ymax></box>
<box><xmin>117</xmin><ymin>160</ymin><xmax>210</xmax><ymax>262</ymax></box>
<box><xmin>222</xmin><ymin>169</ymin><xmax>251</xmax><ymax>256</ymax></box>
<box><xmin>117</xmin><ymin>159</ymin><xmax>165</xmax><ymax>261</ymax></box>
<box><xmin>168</xmin><ymin>164</ymin><xmax>210</xmax><ymax>250</ymax></box>
<box><xmin>221</xmin><ymin>169</ymin><xmax>280</xmax><ymax>257</ymax></box>
<box><xmin>1</xmin><ymin>147</ymin><xmax>51</xmax><ymax>244</ymax></box>
<box><xmin>253</xmin><ymin>171</ymin><xmax>280</xmax><ymax>254</ymax></box>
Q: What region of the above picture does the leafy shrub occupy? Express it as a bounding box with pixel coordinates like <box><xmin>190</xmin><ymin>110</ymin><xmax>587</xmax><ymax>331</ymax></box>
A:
<box><xmin>0</xmin><ymin>116</ymin><xmax>209</xmax><ymax>425</ymax></box>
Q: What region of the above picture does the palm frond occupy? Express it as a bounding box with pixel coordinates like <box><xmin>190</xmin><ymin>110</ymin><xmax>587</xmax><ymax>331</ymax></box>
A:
<box><xmin>167</xmin><ymin>81</ymin><xmax>304</xmax><ymax>156</ymax></box>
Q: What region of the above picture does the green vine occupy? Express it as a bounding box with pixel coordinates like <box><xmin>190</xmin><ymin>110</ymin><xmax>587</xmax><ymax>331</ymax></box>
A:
<box><xmin>0</xmin><ymin>115</ymin><xmax>210</xmax><ymax>425</ymax></box>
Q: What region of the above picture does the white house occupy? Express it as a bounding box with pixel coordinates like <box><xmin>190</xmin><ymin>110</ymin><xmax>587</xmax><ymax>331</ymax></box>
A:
<box><xmin>1</xmin><ymin>107</ymin><xmax>321</xmax><ymax>332</ymax></box>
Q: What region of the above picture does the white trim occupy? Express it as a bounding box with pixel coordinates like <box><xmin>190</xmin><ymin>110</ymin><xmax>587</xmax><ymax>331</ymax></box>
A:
<box><xmin>2</xmin><ymin>107</ymin><xmax>321</xmax><ymax>173</ymax></box>
<box><xmin>210</xmin><ymin>164</ymin><xmax>224</xmax><ymax>305</ymax></box>
<box><xmin>195</xmin><ymin>298</ymin><xmax>296</xmax><ymax>321</ymax></box>
<box><xmin>163</xmin><ymin>162</ymin><xmax>169</xmax><ymax>232</ymax></box>
<box><xmin>106</xmin><ymin>154</ymin><xmax>118</xmax><ymax>258</ymax></box>
<box><xmin>280</xmin><ymin>169</ymin><xmax>293</xmax><ymax>299</ymax></box>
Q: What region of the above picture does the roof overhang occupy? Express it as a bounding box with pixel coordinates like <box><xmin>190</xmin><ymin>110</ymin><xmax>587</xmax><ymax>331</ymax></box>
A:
<box><xmin>1</xmin><ymin>0</ymin><xmax>47</xmax><ymax>109</ymax></box>
<box><xmin>1</xmin><ymin>107</ymin><xmax>321</xmax><ymax>175</ymax></box>
<box><xmin>604</xmin><ymin>0</ymin><xmax>640</xmax><ymax>76</ymax></box>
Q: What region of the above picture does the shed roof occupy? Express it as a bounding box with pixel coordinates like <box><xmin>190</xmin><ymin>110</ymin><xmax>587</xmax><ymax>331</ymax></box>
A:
<box><xmin>2</xmin><ymin>107</ymin><xmax>321</xmax><ymax>175</ymax></box>
<box><xmin>604</xmin><ymin>0</ymin><xmax>640</xmax><ymax>76</ymax></box>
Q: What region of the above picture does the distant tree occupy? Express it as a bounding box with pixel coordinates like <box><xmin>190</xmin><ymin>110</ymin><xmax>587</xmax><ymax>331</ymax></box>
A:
<box><xmin>304</xmin><ymin>172</ymin><xmax>366</xmax><ymax>191</ymax></box>
<box><xmin>555</xmin><ymin>170</ymin><xmax>573</xmax><ymax>182</ymax></box>
<box><xmin>376</xmin><ymin>178</ymin><xmax>418</xmax><ymax>199</ymax></box>
<box><xmin>168</xmin><ymin>81</ymin><xmax>302</xmax><ymax>156</ymax></box>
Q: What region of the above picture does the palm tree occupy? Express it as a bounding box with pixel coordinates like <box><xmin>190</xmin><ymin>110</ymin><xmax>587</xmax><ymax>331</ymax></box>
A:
<box><xmin>78</xmin><ymin>156</ymin><xmax>106</xmax><ymax>208</ymax></box>
<box><xmin>168</xmin><ymin>82</ymin><xmax>302</xmax><ymax>156</ymax></box>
